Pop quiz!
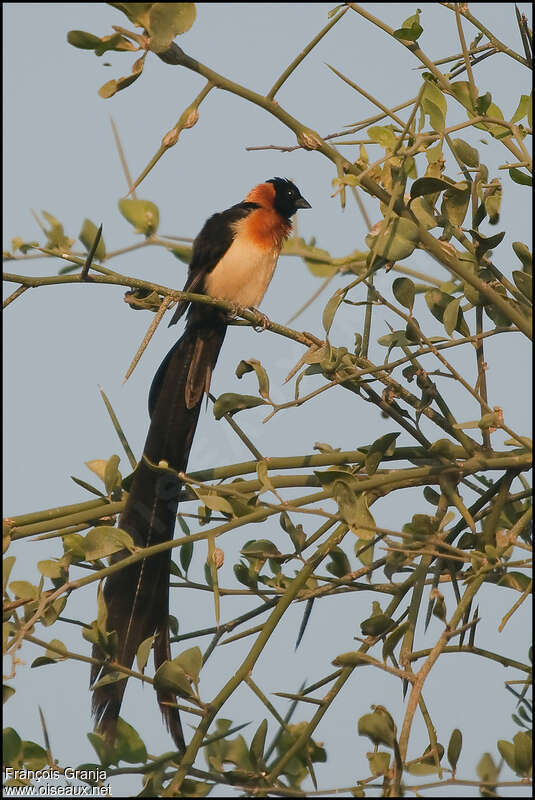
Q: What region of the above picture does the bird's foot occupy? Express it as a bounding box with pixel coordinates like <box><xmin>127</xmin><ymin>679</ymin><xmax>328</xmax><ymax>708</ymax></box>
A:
<box><xmin>226</xmin><ymin>301</ymin><xmax>241</xmax><ymax>320</ymax></box>
<box><xmin>250</xmin><ymin>307</ymin><xmax>270</xmax><ymax>332</ymax></box>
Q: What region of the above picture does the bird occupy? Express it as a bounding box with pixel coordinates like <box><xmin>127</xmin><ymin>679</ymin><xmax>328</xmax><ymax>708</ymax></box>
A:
<box><xmin>90</xmin><ymin>177</ymin><xmax>311</xmax><ymax>751</ymax></box>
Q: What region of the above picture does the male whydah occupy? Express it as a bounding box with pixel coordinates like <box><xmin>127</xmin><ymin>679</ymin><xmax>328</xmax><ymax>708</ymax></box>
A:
<box><xmin>91</xmin><ymin>178</ymin><xmax>311</xmax><ymax>750</ymax></box>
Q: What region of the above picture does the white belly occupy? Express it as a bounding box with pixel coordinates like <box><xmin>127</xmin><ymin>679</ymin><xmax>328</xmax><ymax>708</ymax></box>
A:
<box><xmin>204</xmin><ymin>237</ymin><xmax>279</xmax><ymax>307</ymax></box>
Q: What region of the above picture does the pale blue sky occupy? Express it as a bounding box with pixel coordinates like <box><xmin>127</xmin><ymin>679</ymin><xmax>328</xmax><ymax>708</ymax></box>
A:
<box><xmin>3</xmin><ymin>4</ymin><xmax>532</xmax><ymax>796</ymax></box>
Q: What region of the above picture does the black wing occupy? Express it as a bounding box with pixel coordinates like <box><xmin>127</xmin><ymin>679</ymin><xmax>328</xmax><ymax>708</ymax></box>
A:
<box><xmin>168</xmin><ymin>201</ymin><xmax>260</xmax><ymax>326</ymax></box>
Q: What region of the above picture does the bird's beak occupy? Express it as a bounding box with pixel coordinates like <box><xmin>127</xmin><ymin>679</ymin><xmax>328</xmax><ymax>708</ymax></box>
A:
<box><xmin>295</xmin><ymin>196</ymin><xmax>311</xmax><ymax>209</ymax></box>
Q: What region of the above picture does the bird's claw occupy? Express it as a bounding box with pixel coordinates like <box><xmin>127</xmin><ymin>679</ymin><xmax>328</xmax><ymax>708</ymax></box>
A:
<box><xmin>250</xmin><ymin>308</ymin><xmax>270</xmax><ymax>332</ymax></box>
<box><xmin>226</xmin><ymin>301</ymin><xmax>241</xmax><ymax>320</ymax></box>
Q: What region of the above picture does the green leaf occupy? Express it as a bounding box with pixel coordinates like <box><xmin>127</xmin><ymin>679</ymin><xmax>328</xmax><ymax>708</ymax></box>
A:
<box><xmin>355</xmin><ymin>536</ymin><xmax>374</xmax><ymax>567</ymax></box>
<box><xmin>410</xmin><ymin>197</ymin><xmax>438</xmax><ymax>229</ymax></box>
<box><xmin>326</xmin><ymin>547</ymin><xmax>351</xmax><ymax>578</ymax></box>
<box><xmin>377</xmin><ymin>330</ymin><xmax>412</xmax><ymax>349</ymax></box>
<box><xmin>83</xmin><ymin>526</ymin><xmax>134</xmax><ymax>561</ymax></box>
<box><xmin>367</xmin><ymin>125</ymin><xmax>397</xmax><ymax>150</ymax></box>
<box><xmin>392</xmin><ymin>277</ymin><xmax>415</xmax><ymax>311</ymax></box>
<box><xmin>279</xmin><ymin>511</ymin><xmax>305</xmax><ymax>552</ymax></box>
<box><xmin>21</xmin><ymin>740</ymin><xmax>48</xmax><ymax>770</ymax></box>
<box><xmin>68</xmin><ymin>30</ymin><xmax>106</xmax><ymax>49</ymax></box>
<box><xmin>234</xmin><ymin>561</ymin><xmax>257</xmax><ymax>588</ymax></box>
<box><xmin>250</xmin><ymin>719</ymin><xmax>267</xmax><ymax>767</ymax></box>
<box><xmin>474</xmin><ymin>102</ymin><xmax>510</xmax><ymax>139</ymax></box>
<box><xmin>322</xmin><ymin>289</ymin><xmax>344</xmax><ymax>334</ymax></box>
<box><xmin>477</xmin><ymin>752</ymin><xmax>498</xmax><ymax>785</ymax></box>
<box><xmin>87</xmin><ymin>731</ymin><xmax>115</xmax><ymax>768</ymax></box>
<box><xmin>510</xmin><ymin>93</ymin><xmax>531</xmax><ymax>123</ymax></box>
<box><xmin>85</xmin><ymin>459</ymin><xmax>107</xmax><ymax>482</ymax></box>
<box><xmin>403</xmin><ymin>513</ymin><xmax>436</xmax><ymax>540</ymax></box>
<box><xmin>62</xmin><ymin>533</ymin><xmax>86</xmax><ymax>562</ymax></box>
<box><xmin>393</xmin><ymin>22</ymin><xmax>423</xmax><ymax>41</ymax></box>
<box><xmin>382</xmin><ymin>621</ymin><xmax>409</xmax><ymax>661</ymax></box>
<box><xmin>69</xmin><ymin>26</ymin><xmax>138</xmax><ymax>55</ymax></box>
<box><xmin>394</xmin><ymin>10</ymin><xmax>423</xmax><ymax>41</ymax></box>
<box><xmin>421</xmin><ymin>80</ymin><xmax>447</xmax><ymax>131</ymax></box>
<box><xmin>41</xmin><ymin>210</ymin><xmax>73</xmax><ymax>252</ymax></box>
<box><xmin>472</xmin><ymin>202</ymin><xmax>486</xmax><ymax>229</ymax></box>
<box><xmin>241</xmin><ymin>539</ymin><xmax>281</xmax><ymax>560</ymax></box>
<box><xmin>153</xmin><ymin>659</ymin><xmax>193</xmax><ymax>698</ymax></box>
<box><xmin>447</xmin><ymin>729</ymin><xmax>462</xmax><ymax>772</ymax></box>
<box><xmin>469</xmin><ymin>229</ymin><xmax>505</xmax><ymax>259</ymax></box>
<box><xmin>236</xmin><ymin>359</ymin><xmax>270</xmax><ymax>398</ymax></box>
<box><xmin>442</xmin><ymin>297</ymin><xmax>461</xmax><ymax>337</ymax></box>
<box><xmin>147</xmin><ymin>3</ymin><xmax>197</xmax><ymax>53</ymax></box>
<box><xmin>195</xmin><ymin>491</ymin><xmax>233</xmax><ymax>515</ymax></box>
<box><xmin>212</xmin><ymin>393</ymin><xmax>266</xmax><ymax>419</ymax></box>
<box><xmin>423</xmin><ymin>486</ymin><xmax>440</xmax><ymax>505</ymax></box>
<box><xmin>425</xmin><ymin>289</ymin><xmax>469</xmax><ymax>336</ymax></box>
<box><xmin>67</xmin><ymin>30</ymin><xmax>137</xmax><ymax>55</ymax></box>
<box><xmin>114</xmin><ymin>717</ymin><xmax>147</xmax><ymax>765</ymax></box>
<box><xmin>79</xmin><ymin>219</ymin><xmax>106</xmax><ymax>260</ymax></box>
<box><xmin>3</xmin><ymin>556</ymin><xmax>16</xmax><ymax>593</ymax></box>
<box><xmin>37</xmin><ymin>560</ymin><xmax>65</xmax><ymax>580</ymax></box>
<box><xmin>476</xmin><ymin>92</ymin><xmax>492</xmax><ymax>115</ymax></box>
<box><xmin>441</xmin><ymin>183</ymin><xmax>470</xmax><ymax>227</ymax></box>
<box><xmin>451</xmin><ymin>138</ymin><xmax>479</xmax><ymax>167</ymax></box>
<box><xmin>361</xmin><ymin>613</ymin><xmax>395</xmax><ymax>637</ymax></box>
<box><xmin>358</xmin><ymin>708</ymin><xmax>396</xmax><ymax>748</ymax></box>
<box><xmin>335</xmin><ymin>485</ymin><xmax>376</xmax><ymax>541</ymax></box>
<box><xmin>31</xmin><ymin>639</ymin><xmax>67</xmax><ymax>668</ymax></box>
<box><xmin>483</xmin><ymin>180</ymin><xmax>502</xmax><ymax>224</ymax></box>
<box><xmin>174</xmin><ymin>646</ymin><xmax>202</xmax><ymax>683</ymax></box>
<box><xmin>180</xmin><ymin>539</ymin><xmax>193</xmax><ymax>574</ymax></box>
<box><xmin>512</xmin><ymin>241</ymin><xmax>532</xmax><ymax>272</ymax></box>
<box><xmin>41</xmin><ymin>597</ymin><xmax>67</xmax><ymax>628</ymax></box>
<box><xmin>171</xmin><ymin>243</ymin><xmax>192</xmax><ymax>264</ymax></box>
<box><xmin>108</xmin><ymin>3</ymin><xmax>153</xmax><ymax>27</ymax></box>
<box><xmin>9</xmin><ymin>581</ymin><xmax>38</xmax><ymax>600</ymax></box>
<box><xmin>497</xmin><ymin>572</ymin><xmax>530</xmax><ymax>592</ymax></box>
<box><xmin>3</xmin><ymin>727</ymin><xmax>22</xmax><ymax>766</ymax></box>
<box><xmin>333</xmin><ymin>650</ymin><xmax>370</xmax><ymax>666</ymax></box>
<box><xmin>3</xmin><ymin>685</ymin><xmax>15</xmax><ymax>704</ymax></box>
<box><xmin>365</xmin><ymin>216</ymin><xmax>419</xmax><ymax>262</ymax></box>
<box><xmin>364</xmin><ymin>432</ymin><xmax>400</xmax><ymax>475</ymax></box>
<box><xmin>410</xmin><ymin>176</ymin><xmax>453</xmax><ymax>199</ymax></box>
<box><xmin>99</xmin><ymin>55</ymin><xmax>146</xmax><ymax>99</ymax></box>
<box><xmin>425</xmin><ymin>143</ymin><xmax>443</xmax><ymax>164</ymax></box>
<box><xmin>512</xmin><ymin>731</ymin><xmax>532</xmax><ymax>776</ymax></box>
<box><xmin>497</xmin><ymin>739</ymin><xmax>516</xmax><ymax>771</ymax></box>
<box><xmin>104</xmin><ymin>454</ymin><xmax>122</xmax><ymax>495</ymax></box>
<box><xmin>118</xmin><ymin>197</ymin><xmax>159</xmax><ymax>235</ymax></box>
<box><xmin>509</xmin><ymin>168</ymin><xmax>532</xmax><ymax>186</ymax></box>
<box><xmin>367</xmin><ymin>751</ymin><xmax>391</xmax><ymax>776</ymax></box>
<box><xmin>450</xmin><ymin>81</ymin><xmax>475</xmax><ymax>112</ymax></box>
<box><xmin>295</xmin><ymin>243</ymin><xmax>337</xmax><ymax>277</ymax></box>
<box><xmin>512</xmin><ymin>271</ymin><xmax>532</xmax><ymax>300</ymax></box>
<box><xmin>136</xmin><ymin>635</ymin><xmax>154</xmax><ymax>673</ymax></box>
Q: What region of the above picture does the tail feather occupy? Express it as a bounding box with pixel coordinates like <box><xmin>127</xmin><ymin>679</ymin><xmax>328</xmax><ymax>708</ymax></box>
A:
<box><xmin>91</xmin><ymin>313</ymin><xmax>226</xmax><ymax>751</ymax></box>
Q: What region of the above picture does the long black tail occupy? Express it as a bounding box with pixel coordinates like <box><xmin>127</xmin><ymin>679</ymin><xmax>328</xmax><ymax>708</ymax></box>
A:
<box><xmin>91</xmin><ymin>310</ymin><xmax>226</xmax><ymax>751</ymax></box>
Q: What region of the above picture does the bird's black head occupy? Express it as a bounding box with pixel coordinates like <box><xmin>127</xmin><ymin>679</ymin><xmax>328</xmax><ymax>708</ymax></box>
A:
<box><xmin>267</xmin><ymin>177</ymin><xmax>311</xmax><ymax>219</ymax></box>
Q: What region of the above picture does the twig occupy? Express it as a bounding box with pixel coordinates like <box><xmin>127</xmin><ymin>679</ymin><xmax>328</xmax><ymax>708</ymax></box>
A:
<box><xmin>80</xmin><ymin>223</ymin><xmax>103</xmax><ymax>281</ymax></box>
<box><xmin>123</xmin><ymin>295</ymin><xmax>173</xmax><ymax>383</ymax></box>
<box><xmin>2</xmin><ymin>284</ymin><xmax>29</xmax><ymax>309</ymax></box>
<box><xmin>110</xmin><ymin>116</ymin><xmax>136</xmax><ymax>199</ymax></box>
<box><xmin>267</xmin><ymin>6</ymin><xmax>348</xmax><ymax>99</ymax></box>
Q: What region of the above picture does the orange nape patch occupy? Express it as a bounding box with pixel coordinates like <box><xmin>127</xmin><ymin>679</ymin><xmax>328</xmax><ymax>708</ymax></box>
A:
<box><xmin>245</xmin><ymin>181</ymin><xmax>277</xmax><ymax>207</ymax></box>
